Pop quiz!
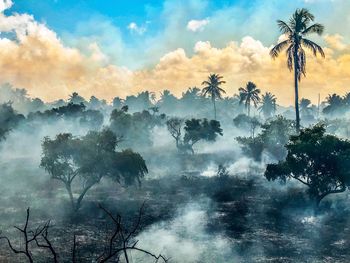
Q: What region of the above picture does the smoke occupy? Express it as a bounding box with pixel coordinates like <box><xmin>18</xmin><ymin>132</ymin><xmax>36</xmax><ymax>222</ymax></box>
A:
<box><xmin>133</xmin><ymin>200</ymin><xmax>240</xmax><ymax>263</ymax></box>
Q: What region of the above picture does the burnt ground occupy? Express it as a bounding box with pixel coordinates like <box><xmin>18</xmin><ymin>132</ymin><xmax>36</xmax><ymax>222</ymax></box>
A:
<box><xmin>0</xmin><ymin>155</ymin><xmax>350</xmax><ymax>262</ymax></box>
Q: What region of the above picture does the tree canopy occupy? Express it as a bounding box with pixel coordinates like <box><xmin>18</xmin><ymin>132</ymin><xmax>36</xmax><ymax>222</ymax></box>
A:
<box><xmin>40</xmin><ymin>129</ymin><xmax>148</xmax><ymax>211</ymax></box>
<box><xmin>265</xmin><ymin>124</ymin><xmax>350</xmax><ymax>207</ymax></box>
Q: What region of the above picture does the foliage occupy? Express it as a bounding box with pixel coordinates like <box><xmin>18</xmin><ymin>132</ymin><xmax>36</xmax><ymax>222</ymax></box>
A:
<box><xmin>259</xmin><ymin>92</ymin><xmax>277</xmax><ymax>119</ymax></box>
<box><xmin>40</xmin><ymin>129</ymin><xmax>148</xmax><ymax>211</ymax></box>
<box><xmin>237</xmin><ymin>116</ymin><xmax>295</xmax><ymax>161</ymax></box>
<box><xmin>109</xmin><ymin>109</ymin><xmax>165</xmax><ymax>148</ymax></box>
<box><xmin>0</xmin><ymin>102</ymin><xmax>24</xmax><ymax>141</ymax></box>
<box><xmin>265</xmin><ymin>124</ymin><xmax>350</xmax><ymax>206</ymax></box>
<box><xmin>27</xmin><ymin>102</ymin><xmax>104</xmax><ymax>130</ymax></box>
<box><xmin>239</xmin><ymin>82</ymin><xmax>261</xmax><ymax>117</ymax></box>
<box><xmin>202</xmin><ymin>74</ymin><xmax>226</xmax><ymax>120</ymax></box>
<box><xmin>166</xmin><ymin>117</ymin><xmax>223</xmax><ymax>154</ymax></box>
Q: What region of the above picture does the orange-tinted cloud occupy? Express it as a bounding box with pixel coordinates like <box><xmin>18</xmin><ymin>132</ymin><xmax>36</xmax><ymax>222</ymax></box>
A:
<box><xmin>0</xmin><ymin>7</ymin><xmax>349</xmax><ymax>106</ymax></box>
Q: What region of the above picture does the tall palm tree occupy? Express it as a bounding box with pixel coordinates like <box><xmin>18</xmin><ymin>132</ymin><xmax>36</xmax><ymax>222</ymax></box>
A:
<box><xmin>259</xmin><ymin>92</ymin><xmax>277</xmax><ymax>119</ymax></box>
<box><xmin>239</xmin><ymin>81</ymin><xmax>261</xmax><ymax>117</ymax></box>
<box><xmin>201</xmin><ymin>74</ymin><xmax>226</xmax><ymax>120</ymax></box>
<box><xmin>270</xmin><ymin>8</ymin><xmax>325</xmax><ymax>132</ymax></box>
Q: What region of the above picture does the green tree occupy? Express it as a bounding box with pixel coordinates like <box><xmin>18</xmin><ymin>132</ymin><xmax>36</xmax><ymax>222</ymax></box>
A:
<box><xmin>239</xmin><ymin>82</ymin><xmax>261</xmax><ymax>117</ymax></box>
<box><xmin>237</xmin><ymin>116</ymin><xmax>295</xmax><ymax>161</ymax></box>
<box><xmin>259</xmin><ymin>92</ymin><xmax>277</xmax><ymax>119</ymax></box>
<box><xmin>270</xmin><ymin>8</ymin><xmax>325</xmax><ymax>132</ymax></box>
<box><xmin>40</xmin><ymin>129</ymin><xmax>148</xmax><ymax>211</ymax></box>
<box><xmin>167</xmin><ymin>118</ymin><xmax>223</xmax><ymax>154</ymax></box>
<box><xmin>202</xmin><ymin>74</ymin><xmax>226</xmax><ymax>120</ymax></box>
<box><xmin>265</xmin><ymin>124</ymin><xmax>350</xmax><ymax>207</ymax></box>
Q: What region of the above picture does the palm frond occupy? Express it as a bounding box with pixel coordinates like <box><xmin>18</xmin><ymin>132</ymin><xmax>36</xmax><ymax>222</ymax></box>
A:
<box><xmin>302</xmin><ymin>23</ymin><xmax>324</xmax><ymax>36</ymax></box>
<box><xmin>301</xmin><ymin>38</ymin><xmax>325</xmax><ymax>58</ymax></box>
<box><xmin>270</xmin><ymin>40</ymin><xmax>289</xmax><ymax>59</ymax></box>
<box><xmin>286</xmin><ymin>45</ymin><xmax>294</xmax><ymax>71</ymax></box>
<box><xmin>277</xmin><ymin>20</ymin><xmax>293</xmax><ymax>34</ymax></box>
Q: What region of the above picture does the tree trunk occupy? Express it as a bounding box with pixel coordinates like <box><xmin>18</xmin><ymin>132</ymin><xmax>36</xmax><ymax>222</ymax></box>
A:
<box><xmin>75</xmin><ymin>183</ymin><xmax>95</xmax><ymax>211</ymax></box>
<box><xmin>315</xmin><ymin>186</ymin><xmax>346</xmax><ymax>208</ymax></box>
<box><xmin>248</xmin><ymin>103</ymin><xmax>250</xmax><ymax>117</ymax></box>
<box><xmin>294</xmin><ymin>50</ymin><xmax>300</xmax><ymax>133</ymax></box>
<box><xmin>65</xmin><ymin>183</ymin><xmax>75</xmax><ymax>211</ymax></box>
<box><xmin>213</xmin><ymin>98</ymin><xmax>217</xmax><ymax>120</ymax></box>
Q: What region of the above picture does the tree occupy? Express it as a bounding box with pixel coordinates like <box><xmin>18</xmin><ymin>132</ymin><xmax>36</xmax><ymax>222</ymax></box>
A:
<box><xmin>201</xmin><ymin>74</ymin><xmax>226</xmax><ymax>120</ymax></box>
<box><xmin>40</xmin><ymin>129</ymin><xmax>148</xmax><ymax>211</ymax></box>
<box><xmin>0</xmin><ymin>102</ymin><xmax>24</xmax><ymax>141</ymax></box>
<box><xmin>270</xmin><ymin>8</ymin><xmax>325</xmax><ymax>132</ymax></box>
<box><xmin>166</xmin><ymin>118</ymin><xmax>183</xmax><ymax>148</ymax></box>
<box><xmin>109</xmin><ymin>109</ymin><xmax>163</xmax><ymax>149</ymax></box>
<box><xmin>68</xmin><ymin>92</ymin><xmax>86</xmax><ymax>105</ymax></box>
<box><xmin>259</xmin><ymin>92</ymin><xmax>276</xmax><ymax>119</ymax></box>
<box><xmin>237</xmin><ymin>116</ymin><xmax>295</xmax><ymax>161</ymax></box>
<box><xmin>183</xmin><ymin>118</ymin><xmax>223</xmax><ymax>154</ymax></box>
<box><xmin>323</xmin><ymin>93</ymin><xmax>344</xmax><ymax>116</ymax></box>
<box><xmin>166</xmin><ymin>118</ymin><xmax>223</xmax><ymax>154</ymax></box>
<box><xmin>265</xmin><ymin>124</ymin><xmax>350</xmax><ymax>207</ymax></box>
<box><xmin>239</xmin><ymin>82</ymin><xmax>261</xmax><ymax>117</ymax></box>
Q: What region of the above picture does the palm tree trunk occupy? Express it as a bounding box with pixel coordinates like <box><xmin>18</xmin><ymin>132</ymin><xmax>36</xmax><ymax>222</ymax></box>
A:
<box><xmin>248</xmin><ymin>103</ymin><xmax>250</xmax><ymax>117</ymax></box>
<box><xmin>213</xmin><ymin>98</ymin><xmax>217</xmax><ymax>120</ymax></box>
<box><xmin>294</xmin><ymin>51</ymin><xmax>300</xmax><ymax>132</ymax></box>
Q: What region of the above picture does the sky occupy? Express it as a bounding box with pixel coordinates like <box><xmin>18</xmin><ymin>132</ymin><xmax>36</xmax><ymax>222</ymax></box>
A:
<box><xmin>0</xmin><ymin>0</ymin><xmax>349</xmax><ymax>105</ymax></box>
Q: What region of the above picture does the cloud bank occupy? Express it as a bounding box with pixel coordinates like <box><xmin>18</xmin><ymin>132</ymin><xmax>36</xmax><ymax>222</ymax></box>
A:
<box><xmin>0</xmin><ymin>0</ymin><xmax>349</xmax><ymax>105</ymax></box>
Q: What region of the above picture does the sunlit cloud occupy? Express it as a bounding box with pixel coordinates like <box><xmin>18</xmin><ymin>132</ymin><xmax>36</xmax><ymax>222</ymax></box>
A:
<box><xmin>186</xmin><ymin>19</ymin><xmax>209</xmax><ymax>32</ymax></box>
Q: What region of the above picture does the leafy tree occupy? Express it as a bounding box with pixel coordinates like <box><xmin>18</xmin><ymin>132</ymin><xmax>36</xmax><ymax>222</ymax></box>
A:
<box><xmin>183</xmin><ymin>118</ymin><xmax>223</xmax><ymax>154</ymax></box>
<box><xmin>237</xmin><ymin>116</ymin><xmax>295</xmax><ymax>161</ymax></box>
<box><xmin>0</xmin><ymin>102</ymin><xmax>24</xmax><ymax>141</ymax></box>
<box><xmin>27</xmin><ymin>102</ymin><xmax>104</xmax><ymax>130</ymax></box>
<box><xmin>167</xmin><ymin>118</ymin><xmax>223</xmax><ymax>154</ymax></box>
<box><xmin>239</xmin><ymin>82</ymin><xmax>261</xmax><ymax>117</ymax></box>
<box><xmin>201</xmin><ymin>74</ymin><xmax>226</xmax><ymax>120</ymax></box>
<box><xmin>270</xmin><ymin>8</ymin><xmax>325</xmax><ymax>132</ymax></box>
<box><xmin>265</xmin><ymin>124</ymin><xmax>350</xmax><ymax>207</ymax></box>
<box><xmin>259</xmin><ymin>92</ymin><xmax>276</xmax><ymax>119</ymax></box>
<box><xmin>233</xmin><ymin>114</ymin><xmax>261</xmax><ymax>136</ymax></box>
<box><xmin>109</xmin><ymin>109</ymin><xmax>163</xmax><ymax>148</ymax></box>
<box><xmin>40</xmin><ymin>129</ymin><xmax>148</xmax><ymax>211</ymax></box>
<box><xmin>236</xmin><ymin>136</ymin><xmax>264</xmax><ymax>161</ymax></box>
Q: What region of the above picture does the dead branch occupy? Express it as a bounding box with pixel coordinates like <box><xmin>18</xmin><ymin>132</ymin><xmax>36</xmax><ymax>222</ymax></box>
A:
<box><xmin>97</xmin><ymin>203</ymin><xmax>168</xmax><ymax>263</ymax></box>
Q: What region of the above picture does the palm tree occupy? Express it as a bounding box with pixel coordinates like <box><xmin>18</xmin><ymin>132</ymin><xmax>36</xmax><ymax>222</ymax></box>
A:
<box><xmin>270</xmin><ymin>8</ymin><xmax>325</xmax><ymax>132</ymax></box>
<box><xmin>299</xmin><ymin>98</ymin><xmax>312</xmax><ymax>115</ymax></box>
<box><xmin>239</xmin><ymin>82</ymin><xmax>261</xmax><ymax>117</ymax></box>
<box><xmin>201</xmin><ymin>74</ymin><xmax>226</xmax><ymax>120</ymax></box>
<box><xmin>259</xmin><ymin>92</ymin><xmax>277</xmax><ymax>119</ymax></box>
<box><xmin>323</xmin><ymin>93</ymin><xmax>343</xmax><ymax>116</ymax></box>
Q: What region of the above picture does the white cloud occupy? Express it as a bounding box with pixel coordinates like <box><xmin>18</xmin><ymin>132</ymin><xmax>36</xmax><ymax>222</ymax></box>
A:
<box><xmin>127</xmin><ymin>22</ymin><xmax>147</xmax><ymax>35</ymax></box>
<box><xmin>0</xmin><ymin>0</ymin><xmax>12</xmax><ymax>13</ymax></box>
<box><xmin>186</xmin><ymin>19</ymin><xmax>209</xmax><ymax>32</ymax></box>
